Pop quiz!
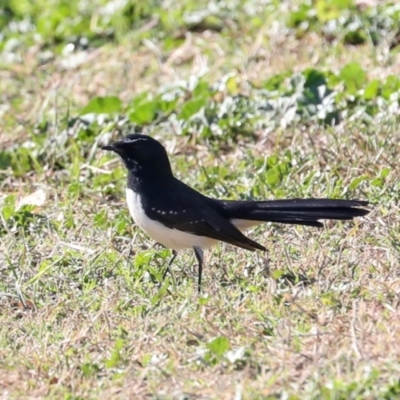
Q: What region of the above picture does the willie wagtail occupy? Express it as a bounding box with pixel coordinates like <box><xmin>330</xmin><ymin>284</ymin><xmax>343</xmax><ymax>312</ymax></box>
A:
<box><xmin>102</xmin><ymin>134</ymin><xmax>369</xmax><ymax>292</ymax></box>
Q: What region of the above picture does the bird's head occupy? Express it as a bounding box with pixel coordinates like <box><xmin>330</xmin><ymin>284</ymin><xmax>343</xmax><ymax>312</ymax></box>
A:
<box><xmin>102</xmin><ymin>134</ymin><xmax>172</xmax><ymax>176</ymax></box>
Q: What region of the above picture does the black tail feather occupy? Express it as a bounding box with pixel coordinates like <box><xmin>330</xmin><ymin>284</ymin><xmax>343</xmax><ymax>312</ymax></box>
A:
<box><xmin>220</xmin><ymin>198</ymin><xmax>369</xmax><ymax>227</ymax></box>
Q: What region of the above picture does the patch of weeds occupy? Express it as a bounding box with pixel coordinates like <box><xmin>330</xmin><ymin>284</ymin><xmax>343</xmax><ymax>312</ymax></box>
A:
<box><xmin>46</xmin><ymin>62</ymin><xmax>399</xmax><ymax>162</ymax></box>
<box><xmin>287</xmin><ymin>1</ymin><xmax>400</xmax><ymax>48</ymax></box>
<box><xmin>0</xmin><ymin>0</ymin><xmax>278</xmax><ymax>58</ymax></box>
<box><xmin>317</xmin><ymin>369</ymin><xmax>400</xmax><ymax>399</ymax></box>
<box><xmin>0</xmin><ymin>196</ymin><xmax>49</xmax><ymax>236</ymax></box>
<box><xmin>196</xmin><ymin>335</ymin><xmax>250</xmax><ymax>371</ymax></box>
<box><xmin>0</xmin><ymin>0</ymin><xmax>164</xmax><ymax>53</ymax></box>
<box><xmin>104</xmin><ymin>336</ymin><xmax>127</xmax><ymax>370</ymax></box>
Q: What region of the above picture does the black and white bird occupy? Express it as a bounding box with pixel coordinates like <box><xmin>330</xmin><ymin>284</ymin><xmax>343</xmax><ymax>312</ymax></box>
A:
<box><xmin>102</xmin><ymin>134</ymin><xmax>369</xmax><ymax>292</ymax></box>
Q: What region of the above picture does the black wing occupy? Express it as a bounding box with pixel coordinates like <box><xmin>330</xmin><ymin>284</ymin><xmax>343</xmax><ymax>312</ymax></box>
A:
<box><xmin>142</xmin><ymin>179</ymin><xmax>266</xmax><ymax>251</ymax></box>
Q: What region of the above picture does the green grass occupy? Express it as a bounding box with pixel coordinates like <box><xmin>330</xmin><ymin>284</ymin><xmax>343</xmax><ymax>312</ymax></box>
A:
<box><xmin>1</xmin><ymin>0</ymin><xmax>400</xmax><ymax>398</ymax></box>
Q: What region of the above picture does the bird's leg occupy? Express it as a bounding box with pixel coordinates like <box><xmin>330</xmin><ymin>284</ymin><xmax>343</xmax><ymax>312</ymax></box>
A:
<box><xmin>161</xmin><ymin>249</ymin><xmax>177</xmax><ymax>283</ymax></box>
<box><xmin>193</xmin><ymin>246</ymin><xmax>204</xmax><ymax>293</ymax></box>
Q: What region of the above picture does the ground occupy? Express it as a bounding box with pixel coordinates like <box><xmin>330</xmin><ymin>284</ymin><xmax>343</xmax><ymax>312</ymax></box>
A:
<box><xmin>1</xmin><ymin>1</ymin><xmax>400</xmax><ymax>399</ymax></box>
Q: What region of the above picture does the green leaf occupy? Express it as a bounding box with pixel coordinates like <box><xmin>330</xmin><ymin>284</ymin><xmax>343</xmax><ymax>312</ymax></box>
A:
<box><xmin>0</xmin><ymin>151</ymin><xmax>12</xmax><ymax>170</ymax></box>
<box><xmin>339</xmin><ymin>63</ymin><xmax>366</xmax><ymax>94</ymax></box>
<box><xmin>130</xmin><ymin>92</ymin><xmax>150</xmax><ymax>107</ymax></box>
<box><xmin>225</xmin><ymin>75</ymin><xmax>238</xmax><ymax>95</ymax></box>
<box><xmin>207</xmin><ymin>336</ymin><xmax>230</xmax><ymax>357</ymax></box>
<box><xmin>316</xmin><ymin>0</ymin><xmax>353</xmax><ymax>22</ymax></box>
<box><xmin>157</xmin><ymin>93</ymin><xmax>179</xmax><ymax>114</ymax></box>
<box><xmin>134</xmin><ymin>251</ymin><xmax>154</xmax><ymax>268</ymax></box>
<box><xmin>263</xmin><ymin>73</ymin><xmax>289</xmax><ymax>91</ymax></box>
<box><xmin>371</xmin><ymin>178</ymin><xmax>384</xmax><ymax>188</ymax></box>
<box><xmin>380</xmin><ymin>168</ymin><xmax>390</xmax><ymax>179</ymax></box>
<box><xmin>198</xmin><ymin>296</ymin><xmax>210</xmax><ymax>306</ymax></box>
<box><xmin>178</xmin><ymin>97</ymin><xmax>207</xmax><ymax>120</ymax></box>
<box><xmin>141</xmin><ymin>354</ymin><xmax>152</xmax><ymax>367</ymax></box>
<box><xmin>68</xmin><ymin>182</ymin><xmax>82</xmax><ymax>198</ymax></box>
<box><xmin>344</xmin><ymin>29</ymin><xmax>367</xmax><ymax>46</ymax></box>
<box><xmin>105</xmin><ymin>338</ymin><xmax>125</xmax><ymax>369</ymax></box>
<box><xmin>129</xmin><ymin>100</ymin><xmax>158</xmax><ymax>124</ymax></box>
<box><xmin>304</xmin><ymin>68</ymin><xmax>328</xmax><ymax>89</ymax></box>
<box><xmin>193</xmin><ymin>81</ymin><xmax>210</xmax><ymax>97</ymax></box>
<box><xmin>80</xmin><ymin>96</ymin><xmax>122</xmax><ymax>115</ymax></box>
<box><xmin>287</xmin><ymin>3</ymin><xmax>314</xmax><ymax>28</ymax></box>
<box><xmin>349</xmin><ymin>175</ymin><xmax>369</xmax><ymax>190</ymax></box>
<box><xmin>115</xmin><ymin>217</ymin><xmax>130</xmax><ymax>235</ymax></box>
<box><xmin>1</xmin><ymin>196</ymin><xmax>16</xmax><ymax>220</ymax></box>
<box><xmin>94</xmin><ymin>210</ymin><xmax>107</xmax><ymax>228</ymax></box>
<box><xmin>364</xmin><ymin>80</ymin><xmax>380</xmax><ymax>100</ymax></box>
<box><xmin>81</xmin><ymin>363</ymin><xmax>100</xmax><ymax>377</ymax></box>
<box><xmin>267</xmin><ymin>155</ymin><xmax>279</xmax><ymax>168</ymax></box>
<box><xmin>382</xmin><ymin>75</ymin><xmax>400</xmax><ymax>100</ymax></box>
<box><xmin>265</xmin><ymin>166</ymin><xmax>282</xmax><ymax>187</ymax></box>
<box><xmin>10</xmin><ymin>147</ymin><xmax>35</xmax><ymax>176</ymax></box>
<box><xmin>271</xmin><ymin>269</ymin><xmax>285</xmax><ymax>280</ymax></box>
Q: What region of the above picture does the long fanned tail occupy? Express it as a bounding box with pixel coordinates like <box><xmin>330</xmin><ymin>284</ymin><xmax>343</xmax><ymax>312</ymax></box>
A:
<box><xmin>220</xmin><ymin>199</ymin><xmax>369</xmax><ymax>227</ymax></box>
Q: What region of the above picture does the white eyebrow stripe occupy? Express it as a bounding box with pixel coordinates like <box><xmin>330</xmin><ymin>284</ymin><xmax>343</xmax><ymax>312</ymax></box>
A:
<box><xmin>125</xmin><ymin>137</ymin><xmax>149</xmax><ymax>144</ymax></box>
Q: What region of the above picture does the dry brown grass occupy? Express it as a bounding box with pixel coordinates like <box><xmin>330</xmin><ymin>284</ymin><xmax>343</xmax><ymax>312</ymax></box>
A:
<box><xmin>1</xmin><ymin>3</ymin><xmax>400</xmax><ymax>399</ymax></box>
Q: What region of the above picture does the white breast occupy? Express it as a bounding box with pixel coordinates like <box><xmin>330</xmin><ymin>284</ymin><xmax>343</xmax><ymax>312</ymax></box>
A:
<box><xmin>126</xmin><ymin>188</ymin><xmax>217</xmax><ymax>250</ymax></box>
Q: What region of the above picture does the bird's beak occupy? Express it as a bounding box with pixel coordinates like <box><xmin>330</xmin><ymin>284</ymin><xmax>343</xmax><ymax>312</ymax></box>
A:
<box><xmin>101</xmin><ymin>144</ymin><xmax>116</xmax><ymax>152</ymax></box>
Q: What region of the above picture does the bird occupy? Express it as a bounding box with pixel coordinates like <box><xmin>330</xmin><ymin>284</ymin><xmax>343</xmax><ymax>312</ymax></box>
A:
<box><xmin>101</xmin><ymin>134</ymin><xmax>369</xmax><ymax>292</ymax></box>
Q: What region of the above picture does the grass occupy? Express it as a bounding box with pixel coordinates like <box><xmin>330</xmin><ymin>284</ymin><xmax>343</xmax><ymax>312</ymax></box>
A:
<box><xmin>1</xmin><ymin>0</ymin><xmax>400</xmax><ymax>398</ymax></box>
